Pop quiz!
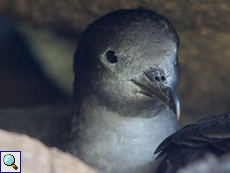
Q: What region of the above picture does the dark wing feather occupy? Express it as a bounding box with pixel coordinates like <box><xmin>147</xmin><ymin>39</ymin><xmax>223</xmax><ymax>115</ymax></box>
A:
<box><xmin>154</xmin><ymin>111</ymin><xmax>230</xmax><ymax>173</ymax></box>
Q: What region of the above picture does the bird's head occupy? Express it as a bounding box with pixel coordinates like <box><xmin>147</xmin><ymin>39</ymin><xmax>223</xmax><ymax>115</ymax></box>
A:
<box><xmin>74</xmin><ymin>9</ymin><xmax>180</xmax><ymax>119</ymax></box>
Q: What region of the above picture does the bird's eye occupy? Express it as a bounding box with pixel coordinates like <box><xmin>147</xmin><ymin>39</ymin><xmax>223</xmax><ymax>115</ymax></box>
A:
<box><xmin>106</xmin><ymin>50</ymin><xmax>118</xmax><ymax>64</ymax></box>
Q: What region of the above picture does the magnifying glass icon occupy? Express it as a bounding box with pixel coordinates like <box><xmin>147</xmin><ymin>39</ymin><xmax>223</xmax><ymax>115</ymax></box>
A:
<box><xmin>3</xmin><ymin>154</ymin><xmax>18</xmax><ymax>170</ymax></box>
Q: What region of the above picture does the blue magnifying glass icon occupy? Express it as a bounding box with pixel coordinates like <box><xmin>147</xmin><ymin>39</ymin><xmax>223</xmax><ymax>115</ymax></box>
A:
<box><xmin>3</xmin><ymin>154</ymin><xmax>18</xmax><ymax>170</ymax></box>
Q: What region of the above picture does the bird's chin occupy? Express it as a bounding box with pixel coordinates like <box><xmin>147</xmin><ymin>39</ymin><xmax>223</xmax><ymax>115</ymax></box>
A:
<box><xmin>118</xmin><ymin>93</ymin><xmax>165</xmax><ymax>118</ymax></box>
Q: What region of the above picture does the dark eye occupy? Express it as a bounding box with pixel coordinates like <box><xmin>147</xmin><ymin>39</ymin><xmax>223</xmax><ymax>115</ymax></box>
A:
<box><xmin>106</xmin><ymin>50</ymin><xmax>118</xmax><ymax>63</ymax></box>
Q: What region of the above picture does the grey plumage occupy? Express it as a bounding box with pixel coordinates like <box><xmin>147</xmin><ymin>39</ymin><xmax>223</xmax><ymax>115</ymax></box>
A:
<box><xmin>66</xmin><ymin>9</ymin><xmax>180</xmax><ymax>173</ymax></box>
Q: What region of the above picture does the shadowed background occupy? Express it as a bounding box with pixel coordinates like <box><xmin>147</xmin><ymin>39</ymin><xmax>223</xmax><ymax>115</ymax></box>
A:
<box><xmin>0</xmin><ymin>0</ymin><xmax>230</xmax><ymax>146</ymax></box>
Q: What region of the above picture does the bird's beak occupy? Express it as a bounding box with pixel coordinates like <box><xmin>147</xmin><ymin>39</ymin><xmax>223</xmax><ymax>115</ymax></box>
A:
<box><xmin>131</xmin><ymin>67</ymin><xmax>180</xmax><ymax>120</ymax></box>
<box><xmin>152</xmin><ymin>86</ymin><xmax>180</xmax><ymax>120</ymax></box>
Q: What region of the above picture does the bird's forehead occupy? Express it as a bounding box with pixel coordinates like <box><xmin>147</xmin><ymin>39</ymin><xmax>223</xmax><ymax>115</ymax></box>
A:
<box><xmin>109</xmin><ymin>24</ymin><xmax>177</xmax><ymax>57</ymax></box>
<box><xmin>114</xmin><ymin>34</ymin><xmax>178</xmax><ymax>66</ymax></box>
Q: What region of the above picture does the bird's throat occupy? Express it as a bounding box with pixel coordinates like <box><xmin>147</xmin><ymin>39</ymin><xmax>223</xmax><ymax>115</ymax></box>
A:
<box><xmin>68</xmin><ymin>97</ymin><xmax>179</xmax><ymax>173</ymax></box>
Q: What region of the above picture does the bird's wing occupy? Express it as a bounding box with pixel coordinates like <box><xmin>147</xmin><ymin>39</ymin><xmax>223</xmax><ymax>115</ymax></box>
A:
<box><xmin>154</xmin><ymin>111</ymin><xmax>230</xmax><ymax>173</ymax></box>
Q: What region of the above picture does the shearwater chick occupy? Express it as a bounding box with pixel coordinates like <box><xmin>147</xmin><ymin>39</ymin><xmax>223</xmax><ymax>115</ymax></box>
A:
<box><xmin>66</xmin><ymin>9</ymin><xmax>180</xmax><ymax>173</ymax></box>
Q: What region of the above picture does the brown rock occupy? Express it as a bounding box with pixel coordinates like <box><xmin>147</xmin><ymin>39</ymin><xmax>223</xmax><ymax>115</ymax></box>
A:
<box><xmin>0</xmin><ymin>1</ymin><xmax>230</xmax><ymax>32</ymax></box>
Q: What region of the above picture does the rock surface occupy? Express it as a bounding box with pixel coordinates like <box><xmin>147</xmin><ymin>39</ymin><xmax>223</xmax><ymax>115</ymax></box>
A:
<box><xmin>0</xmin><ymin>129</ymin><xmax>97</xmax><ymax>173</ymax></box>
<box><xmin>0</xmin><ymin>104</ymin><xmax>72</xmax><ymax>147</ymax></box>
<box><xmin>0</xmin><ymin>1</ymin><xmax>230</xmax><ymax>31</ymax></box>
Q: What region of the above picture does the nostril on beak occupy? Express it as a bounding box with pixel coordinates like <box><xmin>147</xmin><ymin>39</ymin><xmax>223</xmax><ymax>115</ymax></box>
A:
<box><xmin>161</xmin><ymin>76</ymin><xmax>166</xmax><ymax>81</ymax></box>
<box><xmin>154</xmin><ymin>75</ymin><xmax>166</xmax><ymax>83</ymax></box>
<box><xmin>154</xmin><ymin>76</ymin><xmax>160</xmax><ymax>81</ymax></box>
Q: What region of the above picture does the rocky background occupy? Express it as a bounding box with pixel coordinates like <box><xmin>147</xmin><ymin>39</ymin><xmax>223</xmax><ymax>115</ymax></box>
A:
<box><xmin>0</xmin><ymin>0</ymin><xmax>230</xmax><ymax>172</ymax></box>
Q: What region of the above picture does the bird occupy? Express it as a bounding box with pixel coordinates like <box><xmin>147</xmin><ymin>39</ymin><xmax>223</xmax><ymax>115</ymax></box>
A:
<box><xmin>65</xmin><ymin>8</ymin><xmax>180</xmax><ymax>173</ymax></box>
<box><xmin>154</xmin><ymin>111</ymin><xmax>230</xmax><ymax>173</ymax></box>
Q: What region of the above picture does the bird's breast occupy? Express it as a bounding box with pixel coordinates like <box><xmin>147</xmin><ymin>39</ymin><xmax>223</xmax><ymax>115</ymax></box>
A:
<box><xmin>68</xmin><ymin>105</ymin><xmax>178</xmax><ymax>173</ymax></box>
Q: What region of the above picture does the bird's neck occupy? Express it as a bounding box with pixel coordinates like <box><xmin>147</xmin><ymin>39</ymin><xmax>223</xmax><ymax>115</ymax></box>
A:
<box><xmin>70</xmin><ymin>95</ymin><xmax>179</xmax><ymax>173</ymax></box>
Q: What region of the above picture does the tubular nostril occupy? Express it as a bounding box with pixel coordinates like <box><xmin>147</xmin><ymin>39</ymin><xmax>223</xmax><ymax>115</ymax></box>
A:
<box><xmin>154</xmin><ymin>76</ymin><xmax>160</xmax><ymax>81</ymax></box>
<box><xmin>161</xmin><ymin>76</ymin><xmax>166</xmax><ymax>81</ymax></box>
<box><xmin>154</xmin><ymin>75</ymin><xmax>166</xmax><ymax>82</ymax></box>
